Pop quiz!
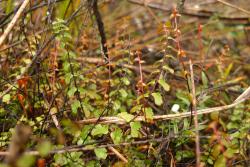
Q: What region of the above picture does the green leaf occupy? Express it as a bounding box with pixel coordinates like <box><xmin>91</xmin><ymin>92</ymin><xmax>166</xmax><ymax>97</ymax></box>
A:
<box><xmin>91</xmin><ymin>124</ymin><xmax>109</xmax><ymax>136</ymax></box>
<box><xmin>201</xmin><ymin>71</ymin><xmax>208</xmax><ymax>87</ymax></box>
<box><xmin>80</xmin><ymin>125</ymin><xmax>92</xmax><ymax>143</ymax></box>
<box><xmin>214</xmin><ymin>155</ymin><xmax>226</xmax><ymax>167</ymax></box>
<box><xmin>68</xmin><ymin>51</ymin><xmax>76</xmax><ymax>59</ymax></box>
<box><xmin>145</xmin><ymin>107</ymin><xmax>154</xmax><ymax>120</ymax></box>
<box><xmin>68</xmin><ymin>87</ymin><xmax>77</xmax><ymax>97</ymax></box>
<box><xmin>70</xmin><ymin>152</ymin><xmax>82</xmax><ymax>159</ymax></box>
<box><xmin>112</xmin><ymin>100</ymin><xmax>121</xmax><ymax>110</ymax></box>
<box><xmin>158</xmin><ymin>79</ymin><xmax>170</xmax><ymax>91</ymax></box>
<box><xmin>23</xmin><ymin>58</ymin><xmax>31</xmax><ymax>64</ymax></box>
<box><xmin>147</xmin><ymin>80</ymin><xmax>156</xmax><ymax>87</ymax></box>
<box><xmin>50</xmin><ymin>107</ymin><xmax>58</xmax><ymax>115</ymax></box>
<box><xmin>152</xmin><ymin>92</ymin><xmax>163</xmax><ymax>106</ymax></box>
<box><xmin>207</xmin><ymin>158</ymin><xmax>214</xmax><ymax>165</ymax></box>
<box><xmin>176</xmin><ymin>91</ymin><xmax>190</xmax><ymax>106</ymax></box>
<box><xmin>224</xmin><ymin>148</ymin><xmax>238</xmax><ymax>158</ymax></box>
<box><xmin>17</xmin><ymin>155</ymin><xmax>35</xmax><ymax>167</ymax></box>
<box><xmin>118</xmin><ymin>112</ymin><xmax>134</xmax><ymax>122</ymax></box>
<box><xmin>2</xmin><ymin>94</ymin><xmax>10</xmax><ymax>103</ymax></box>
<box><xmin>65</xmin><ymin>73</ymin><xmax>72</xmax><ymax>84</ymax></box>
<box><xmin>224</xmin><ymin>63</ymin><xmax>233</xmax><ymax>79</ymax></box>
<box><xmin>82</xmin><ymin>101</ymin><xmax>91</xmax><ymax>118</ymax></box>
<box><xmin>71</xmin><ymin>100</ymin><xmax>81</xmax><ymax>114</ymax></box>
<box><xmin>165</xmin><ymin>21</ymin><xmax>172</xmax><ymax>28</ymax></box>
<box><xmin>130</xmin><ymin>105</ymin><xmax>142</xmax><ymax>113</ymax></box>
<box><xmin>54</xmin><ymin>154</ymin><xmax>68</xmax><ymax>166</ymax></box>
<box><xmin>86</xmin><ymin>90</ymin><xmax>101</xmax><ymax>100</ymax></box>
<box><xmin>63</xmin><ymin>62</ymin><xmax>70</xmax><ymax>72</ymax></box>
<box><xmin>110</xmin><ymin>128</ymin><xmax>123</xmax><ymax>144</ymax></box>
<box><xmin>175</xmin><ymin>150</ymin><xmax>195</xmax><ymax>162</ymax></box>
<box><xmin>0</xmin><ymin>108</ymin><xmax>6</xmax><ymax>116</ymax></box>
<box><xmin>130</xmin><ymin>122</ymin><xmax>141</xmax><ymax>138</ymax></box>
<box><xmin>68</xmin><ymin>152</ymin><xmax>83</xmax><ymax>166</ymax></box>
<box><xmin>162</xmin><ymin>65</ymin><xmax>174</xmax><ymax>74</ymax></box>
<box><xmin>121</xmin><ymin>77</ymin><xmax>130</xmax><ymax>85</ymax></box>
<box><xmin>119</xmin><ymin>89</ymin><xmax>128</xmax><ymax>98</ymax></box>
<box><xmin>54</xmin><ymin>152</ymin><xmax>82</xmax><ymax>166</ymax></box>
<box><xmin>86</xmin><ymin>160</ymin><xmax>101</xmax><ymax>167</ymax></box>
<box><xmin>37</xmin><ymin>141</ymin><xmax>52</xmax><ymax>157</ymax></box>
<box><xmin>94</xmin><ymin>148</ymin><xmax>107</xmax><ymax>160</ymax></box>
<box><xmin>88</xmin><ymin>84</ymin><xmax>97</xmax><ymax>90</ymax></box>
<box><xmin>6</xmin><ymin>0</ymin><xmax>13</xmax><ymax>14</ymax></box>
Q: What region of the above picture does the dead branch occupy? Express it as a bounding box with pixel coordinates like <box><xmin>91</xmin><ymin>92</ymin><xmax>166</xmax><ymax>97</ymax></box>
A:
<box><xmin>0</xmin><ymin>0</ymin><xmax>30</xmax><ymax>47</ymax></box>
<box><xmin>189</xmin><ymin>60</ymin><xmax>200</xmax><ymax>167</ymax></box>
<box><xmin>234</xmin><ymin>86</ymin><xmax>250</xmax><ymax>103</ymax></box>
<box><xmin>108</xmin><ymin>146</ymin><xmax>128</xmax><ymax>163</ymax></box>
<box><xmin>0</xmin><ymin>136</ymin><xmax>171</xmax><ymax>156</ymax></box>
<box><xmin>216</xmin><ymin>0</ymin><xmax>250</xmax><ymax>16</ymax></box>
<box><xmin>5</xmin><ymin>124</ymin><xmax>32</xmax><ymax>166</ymax></box>
<box><xmin>88</xmin><ymin>0</ymin><xmax>109</xmax><ymax>62</ymax></box>
<box><xmin>76</xmin><ymin>91</ymin><xmax>249</xmax><ymax>125</ymax></box>
<box><xmin>127</xmin><ymin>0</ymin><xmax>250</xmax><ymax>24</ymax></box>
<box><xmin>0</xmin><ymin>133</ymin><xmax>239</xmax><ymax>156</ymax></box>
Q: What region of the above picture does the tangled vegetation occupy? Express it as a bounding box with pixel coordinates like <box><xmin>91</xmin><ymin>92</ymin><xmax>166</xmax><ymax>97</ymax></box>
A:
<box><xmin>0</xmin><ymin>0</ymin><xmax>249</xmax><ymax>166</ymax></box>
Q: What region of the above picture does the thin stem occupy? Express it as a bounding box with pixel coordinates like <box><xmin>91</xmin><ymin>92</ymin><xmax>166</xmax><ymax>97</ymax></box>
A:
<box><xmin>189</xmin><ymin>60</ymin><xmax>200</xmax><ymax>167</ymax></box>
<box><xmin>89</xmin><ymin>0</ymin><xmax>109</xmax><ymax>62</ymax></box>
<box><xmin>216</xmin><ymin>0</ymin><xmax>250</xmax><ymax>16</ymax></box>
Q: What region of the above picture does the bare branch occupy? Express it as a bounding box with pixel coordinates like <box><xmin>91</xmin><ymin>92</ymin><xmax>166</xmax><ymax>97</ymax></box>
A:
<box><xmin>127</xmin><ymin>0</ymin><xmax>250</xmax><ymax>24</ymax></box>
<box><xmin>234</xmin><ymin>86</ymin><xmax>250</xmax><ymax>103</ymax></box>
<box><xmin>216</xmin><ymin>0</ymin><xmax>250</xmax><ymax>16</ymax></box>
<box><xmin>108</xmin><ymin>146</ymin><xmax>128</xmax><ymax>163</ymax></box>
<box><xmin>5</xmin><ymin>124</ymin><xmax>32</xmax><ymax>166</ymax></box>
<box><xmin>0</xmin><ymin>0</ymin><xmax>30</xmax><ymax>47</ymax></box>
<box><xmin>88</xmin><ymin>0</ymin><xmax>109</xmax><ymax>62</ymax></box>
<box><xmin>0</xmin><ymin>137</ymin><xmax>170</xmax><ymax>156</ymax></box>
<box><xmin>76</xmin><ymin>94</ymin><xmax>248</xmax><ymax>125</ymax></box>
<box><xmin>189</xmin><ymin>60</ymin><xmax>200</xmax><ymax>167</ymax></box>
